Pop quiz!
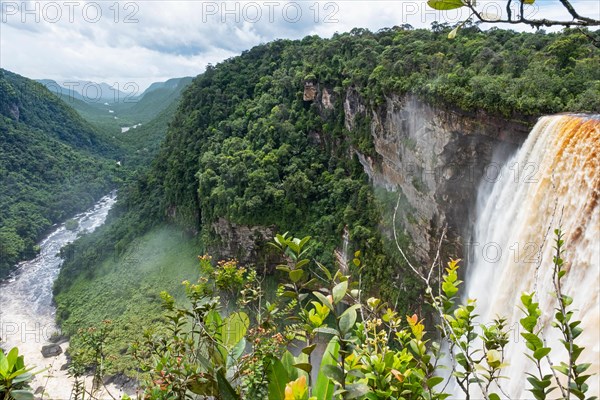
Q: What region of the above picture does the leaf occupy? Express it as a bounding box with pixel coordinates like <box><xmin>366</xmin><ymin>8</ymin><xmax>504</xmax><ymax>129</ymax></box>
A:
<box><xmin>332</xmin><ymin>280</ymin><xmax>348</xmax><ymax>304</ymax></box>
<box><xmin>523</xmin><ymin>0</ymin><xmax>535</xmax><ymax>4</ymax></box>
<box><xmin>520</xmin><ymin>316</ymin><xmax>538</xmax><ymax>333</ymax></box>
<box><xmin>448</xmin><ymin>26</ymin><xmax>459</xmax><ymax>39</ymax></box>
<box><xmin>277</xmin><ymin>265</ymin><xmax>292</xmax><ymax>273</ymax></box>
<box><xmin>427</xmin><ymin>376</ymin><xmax>445</xmax><ymax>388</ymax></box>
<box><xmin>314</xmin><ymin>337</ymin><xmax>340</xmax><ymax>400</ymax></box>
<box><xmin>316</xmin><ymin>261</ymin><xmax>332</xmax><ymax>281</ymax></box>
<box><xmin>313</xmin><ymin>291</ymin><xmax>334</xmax><ymax>311</ymax></box>
<box><xmin>288</xmin><ymin>241</ymin><xmax>300</xmax><ymax>255</ymax></box>
<box><xmin>299</xmin><ymin>236</ymin><xmax>311</xmax><ymax>250</ymax></box>
<box><xmin>293</xmin><ymin>363</ymin><xmax>313</xmax><ymax>374</ymax></box>
<box><xmin>9</xmin><ymin>391</ymin><xmax>34</xmax><ymax>400</ymax></box>
<box><xmin>217</xmin><ymin>371</ymin><xmax>240</xmax><ymax>400</ymax></box>
<box><xmin>533</xmin><ymin>347</ymin><xmax>551</xmax><ymax>361</ymax></box>
<box><xmin>7</xmin><ymin>348</ymin><xmax>18</xmax><ymax>367</ymax></box>
<box><xmin>345</xmin><ymin>383</ymin><xmax>371</xmax><ymax>399</ymax></box>
<box><xmin>301</xmin><ymin>343</ymin><xmax>317</xmax><ymax>355</ymax></box>
<box><xmin>268</xmin><ymin>358</ymin><xmax>290</xmax><ymax>400</ymax></box>
<box><xmin>427</xmin><ymin>0</ymin><xmax>464</xmax><ymax>10</ymax></box>
<box><xmin>0</xmin><ymin>354</ymin><xmax>8</xmax><ymax>375</ymax></box>
<box><xmin>281</xmin><ymin>351</ymin><xmax>300</xmax><ymax>381</ymax></box>
<box><xmin>289</xmin><ymin>269</ymin><xmax>304</xmax><ymax>283</ymax></box>
<box><xmin>222</xmin><ymin>311</ymin><xmax>249</xmax><ymax>348</ymax></box>
<box><xmin>314</xmin><ymin>327</ymin><xmax>339</xmax><ymax>336</ymax></box>
<box><xmin>489</xmin><ymin>394</ymin><xmax>501</xmax><ymax>400</ymax></box>
<box><xmin>339</xmin><ymin>306</ymin><xmax>358</xmax><ymax>335</ymax></box>
<box><xmin>322</xmin><ymin>364</ymin><xmax>344</xmax><ymax>384</ymax></box>
<box><xmin>487</xmin><ymin>349</ymin><xmax>502</xmax><ymax>368</ymax></box>
<box><xmin>522</xmin><ymin>333</ymin><xmax>543</xmax><ymax>350</ymax></box>
<box><xmin>442</xmin><ymin>281</ymin><xmax>458</xmax><ymax>297</ymax></box>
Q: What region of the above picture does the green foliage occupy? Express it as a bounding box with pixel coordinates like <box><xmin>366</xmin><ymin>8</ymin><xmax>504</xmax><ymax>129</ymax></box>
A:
<box><xmin>0</xmin><ymin>347</ymin><xmax>35</xmax><ymax>400</ymax></box>
<box><xmin>548</xmin><ymin>229</ymin><xmax>593</xmax><ymax>400</ymax></box>
<box><xmin>52</xmin><ymin>230</ymin><xmax>592</xmax><ymax>399</ymax></box>
<box><xmin>134</xmin><ymin>235</ymin><xmax>450</xmax><ymax>399</ymax></box>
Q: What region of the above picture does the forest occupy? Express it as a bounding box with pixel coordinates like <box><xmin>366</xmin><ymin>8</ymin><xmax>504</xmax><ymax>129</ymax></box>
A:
<box><xmin>1</xmin><ymin>22</ymin><xmax>599</xmax><ymax>400</ymax></box>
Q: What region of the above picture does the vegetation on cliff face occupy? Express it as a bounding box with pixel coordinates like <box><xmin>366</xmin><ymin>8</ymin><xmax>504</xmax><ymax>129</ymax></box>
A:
<box><xmin>0</xmin><ymin>69</ymin><xmax>122</xmax><ymax>278</ymax></box>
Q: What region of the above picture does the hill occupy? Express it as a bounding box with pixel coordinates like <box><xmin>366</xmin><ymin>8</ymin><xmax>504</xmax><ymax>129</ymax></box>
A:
<box><xmin>0</xmin><ymin>69</ymin><xmax>121</xmax><ymax>277</ymax></box>
<box><xmin>36</xmin><ymin>77</ymin><xmax>193</xmax><ymax>167</ymax></box>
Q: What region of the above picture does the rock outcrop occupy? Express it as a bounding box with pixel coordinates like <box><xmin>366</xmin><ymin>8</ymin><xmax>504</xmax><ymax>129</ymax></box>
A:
<box><xmin>210</xmin><ymin>218</ymin><xmax>276</xmax><ymax>268</ymax></box>
<box><xmin>303</xmin><ymin>82</ymin><xmax>317</xmax><ymax>101</ymax></box>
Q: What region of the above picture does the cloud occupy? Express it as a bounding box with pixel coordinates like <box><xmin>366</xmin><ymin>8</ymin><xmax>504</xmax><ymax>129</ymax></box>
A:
<box><xmin>0</xmin><ymin>0</ymin><xmax>597</xmax><ymax>90</ymax></box>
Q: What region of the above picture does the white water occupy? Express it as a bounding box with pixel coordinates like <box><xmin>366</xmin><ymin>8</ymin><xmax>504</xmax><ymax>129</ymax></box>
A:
<box><xmin>0</xmin><ymin>193</ymin><xmax>120</xmax><ymax>399</ymax></box>
<box><xmin>466</xmin><ymin>115</ymin><xmax>600</xmax><ymax>398</ymax></box>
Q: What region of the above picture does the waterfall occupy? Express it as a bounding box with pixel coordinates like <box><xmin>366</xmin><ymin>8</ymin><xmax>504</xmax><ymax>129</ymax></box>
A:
<box><xmin>466</xmin><ymin>115</ymin><xmax>599</xmax><ymax>398</ymax></box>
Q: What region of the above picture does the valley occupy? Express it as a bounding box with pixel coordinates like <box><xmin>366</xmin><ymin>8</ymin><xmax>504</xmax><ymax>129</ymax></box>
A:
<box><xmin>1</xmin><ymin>15</ymin><xmax>599</xmax><ymax>400</ymax></box>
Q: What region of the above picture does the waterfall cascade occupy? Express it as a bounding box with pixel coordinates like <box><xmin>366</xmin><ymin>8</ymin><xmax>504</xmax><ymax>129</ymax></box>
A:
<box><xmin>466</xmin><ymin>115</ymin><xmax>599</xmax><ymax>398</ymax></box>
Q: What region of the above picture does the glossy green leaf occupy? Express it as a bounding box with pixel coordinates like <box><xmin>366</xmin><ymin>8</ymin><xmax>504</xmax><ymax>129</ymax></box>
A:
<box><xmin>332</xmin><ymin>280</ymin><xmax>348</xmax><ymax>304</ymax></box>
<box><xmin>222</xmin><ymin>311</ymin><xmax>249</xmax><ymax>348</ymax></box>
<box><xmin>314</xmin><ymin>337</ymin><xmax>340</xmax><ymax>400</ymax></box>
<box><xmin>268</xmin><ymin>357</ymin><xmax>289</xmax><ymax>400</ymax></box>
<box><xmin>10</xmin><ymin>391</ymin><xmax>34</xmax><ymax>400</ymax></box>
<box><xmin>339</xmin><ymin>306</ymin><xmax>357</xmax><ymax>335</ymax></box>
<box><xmin>289</xmin><ymin>269</ymin><xmax>304</xmax><ymax>283</ymax></box>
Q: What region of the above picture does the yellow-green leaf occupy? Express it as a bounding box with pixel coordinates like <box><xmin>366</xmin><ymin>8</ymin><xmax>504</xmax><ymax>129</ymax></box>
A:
<box><xmin>428</xmin><ymin>0</ymin><xmax>464</xmax><ymax>10</ymax></box>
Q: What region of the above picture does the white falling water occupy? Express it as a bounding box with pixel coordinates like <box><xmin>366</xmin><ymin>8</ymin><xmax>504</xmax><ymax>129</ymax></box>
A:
<box><xmin>466</xmin><ymin>115</ymin><xmax>600</xmax><ymax>398</ymax></box>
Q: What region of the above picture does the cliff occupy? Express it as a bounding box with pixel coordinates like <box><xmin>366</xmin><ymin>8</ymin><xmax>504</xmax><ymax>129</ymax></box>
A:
<box><xmin>312</xmin><ymin>85</ymin><xmax>534</xmax><ymax>263</ymax></box>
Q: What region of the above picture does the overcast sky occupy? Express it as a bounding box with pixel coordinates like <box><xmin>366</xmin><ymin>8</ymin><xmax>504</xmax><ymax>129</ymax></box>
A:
<box><xmin>1</xmin><ymin>0</ymin><xmax>598</xmax><ymax>91</ymax></box>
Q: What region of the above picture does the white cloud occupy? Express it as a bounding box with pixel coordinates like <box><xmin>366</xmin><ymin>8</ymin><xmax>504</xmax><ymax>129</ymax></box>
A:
<box><xmin>0</xmin><ymin>0</ymin><xmax>597</xmax><ymax>90</ymax></box>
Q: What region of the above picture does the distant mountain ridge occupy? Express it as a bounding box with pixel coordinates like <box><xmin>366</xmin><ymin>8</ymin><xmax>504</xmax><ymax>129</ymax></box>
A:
<box><xmin>142</xmin><ymin>77</ymin><xmax>193</xmax><ymax>98</ymax></box>
<box><xmin>35</xmin><ymin>77</ymin><xmax>193</xmax><ymax>141</ymax></box>
<box><xmin>37</xmin><ymin>77</ymin><xmax>193</xmax><ymax>104</ymax></box>
<box><xmin>36</xmin><ymin>79</ymin><xmax>130</xmax><ymax>103</ymax></box>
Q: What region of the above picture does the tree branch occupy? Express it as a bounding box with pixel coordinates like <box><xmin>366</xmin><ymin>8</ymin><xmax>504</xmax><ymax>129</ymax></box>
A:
<box><xmin>463</xmin><ymin>0</ymin><xmax>600</xmax><ymax>28</ymax></box>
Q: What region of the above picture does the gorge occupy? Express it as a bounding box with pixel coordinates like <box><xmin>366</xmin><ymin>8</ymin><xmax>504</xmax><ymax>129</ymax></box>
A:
<box><xmin>1</xmin><ymin>25</ymin><xmax>599</xmax><ymax>399</ymax></box>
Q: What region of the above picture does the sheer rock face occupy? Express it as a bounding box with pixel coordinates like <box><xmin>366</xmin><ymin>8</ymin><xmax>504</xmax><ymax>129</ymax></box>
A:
<box><xmin>321</xmin><ymin>88</ymin><xmax>334</xmax><ymax>110</ymax></box>
<box><xmin>210</xmin><ymin>218</ymin><xmax>276</xmax><ymax>268</ymax></box>
<box><xmin>339</xmin><ymin>90</ymin><xmax>532</xmax><ymax>263</ymax></box>
<box><xmin>303</xmin><ymin>81</ymin><xmax>317</xmax><ymax>101</ymax></box>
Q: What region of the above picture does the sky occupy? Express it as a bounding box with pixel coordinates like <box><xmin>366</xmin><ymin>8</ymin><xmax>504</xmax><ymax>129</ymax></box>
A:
<box><xmin>0</xmin><ymin>0</ymin><xmax>598</xmax><ymax>91</ymax></box>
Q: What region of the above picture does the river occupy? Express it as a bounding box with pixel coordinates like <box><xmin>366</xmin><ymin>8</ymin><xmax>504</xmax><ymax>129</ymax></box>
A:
<box><xmin>0</xmin><ymin>193</ymin><xmax>125</xmax><ymax>399</ymax></box>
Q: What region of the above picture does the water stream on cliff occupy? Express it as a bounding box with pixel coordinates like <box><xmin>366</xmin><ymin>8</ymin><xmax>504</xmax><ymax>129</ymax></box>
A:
<box><xmin>0</xmin><ymin>193</ymin><xmax>120</xmax><ymax>398</ymax></box>
<box><xmin>466</xmin><ymin>115</ymin><xmax>600</xmax><ymax>398</ymax></box>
